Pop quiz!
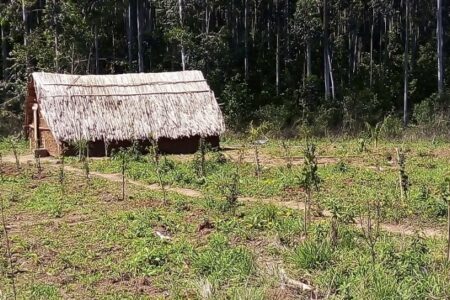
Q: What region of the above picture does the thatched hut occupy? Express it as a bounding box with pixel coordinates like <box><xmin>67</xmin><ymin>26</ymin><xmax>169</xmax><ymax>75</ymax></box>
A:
<box><xmin>24</xmin><ymin>71</ymin><xmax>225</xmax><ymax>156</ymax></box>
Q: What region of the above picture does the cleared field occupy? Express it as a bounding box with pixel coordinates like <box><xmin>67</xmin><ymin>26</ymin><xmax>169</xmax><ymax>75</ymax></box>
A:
<box><xmin>1</xmin><ymin>138</ymin><xmax>450</xmax><ymax>299</ymax></box>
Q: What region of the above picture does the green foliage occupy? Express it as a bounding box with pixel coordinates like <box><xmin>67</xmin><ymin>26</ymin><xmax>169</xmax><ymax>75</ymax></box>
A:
<box><xmin>291</xmin><ymin>239</ymin><xmax>333</xmax><ymax>270</ymax></box>
<box><xmin>192</xmin><ymin>233</ymin><xmax>254</xmax><ymax>284</ymax></box>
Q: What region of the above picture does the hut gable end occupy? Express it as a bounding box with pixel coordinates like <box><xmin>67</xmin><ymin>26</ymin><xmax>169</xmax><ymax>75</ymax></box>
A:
<box><xmin>31</xmin><ymin>71</ymin><xmax>225</xmax><ymax>143</ymax></box>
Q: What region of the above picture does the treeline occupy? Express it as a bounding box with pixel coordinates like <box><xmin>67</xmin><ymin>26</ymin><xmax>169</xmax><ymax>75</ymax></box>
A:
<box><xmin>0</xmin><ymin>0</ymin><xmax>448</xmax><ymax>135</ymax></box>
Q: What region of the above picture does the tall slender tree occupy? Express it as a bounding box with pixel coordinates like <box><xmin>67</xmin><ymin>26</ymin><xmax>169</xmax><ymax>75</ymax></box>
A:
<box><xmin>403</xmin><ymin>0</ymin><xmax>410</xmax><ymax>126</ymax></box>
<box><xmin>437</xmin><ymin>0</ymin><xmax>444</xmax><ymax>95</ymax></box>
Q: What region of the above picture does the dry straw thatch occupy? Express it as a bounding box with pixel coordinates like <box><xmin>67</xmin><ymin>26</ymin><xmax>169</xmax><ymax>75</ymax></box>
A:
<box><xmin>32</xmin><ymin>71</ymin><xmax>225</xmax><ymax>142</ymax></box>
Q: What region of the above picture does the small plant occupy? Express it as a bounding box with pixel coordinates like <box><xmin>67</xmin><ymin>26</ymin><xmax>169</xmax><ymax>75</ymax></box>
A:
<box><xmin>359</xmin><ymin>197</ymin><xmax>382</xmax><ymax>263</ymax></box>
<box><xmin>34</xmin><ymin>153</ymin><xmax>42</xmax><ymax>179</ymax></box>
<box><xmin>73</xmin><ymin>139</ymin><xmax>88</xmax><ymax>162</ymax></box>
<box><xmin>365</xmin><ymin>120</ymin><xmax>384</xmax><ymax>150</ymax></box>
<box><xmin>149</xmin><ymin>139</ymin><xmax>168</xmax><ymax>204</ymax></box>
<box><xmin>193</xmin><ymin>137</ymin><xmax>208</xmax><ymax>179</ymax></box>
<box><xmin>216</xmin><ymin>152</ymin><xmax>242</xmax><ymax>213</ymax></box>
<box><xmin>396</xmin><ymin>147</ymin><xmax>409</xmax><ymax>204</ymax></box>
<box><xmin>8</xmin><ymin>136</ymin><xmax>20</xmax><ymax>171</ymax></box>
<box><xmin>299</xmin><ymin>143</ymin><xmax>321</xmax><ymax>236</ymax></box>
<box><xmin>249</xmin><ymin>122</ymin><xmax>269</xmax><ymax>178</ymax></box>
<box><xmin>58</xmin><ymin>153</ymin><xmax>65</xmax><ymax>198</ymax></box>
<box><xmin>117</xmin><ymin>148</ymin><xmax>131</xmax><ymax>201</ymax></box>
<box><xmin>281</xmin><ymin>140</ymin><xmax>293</xmax><ymax>170</ymax></box>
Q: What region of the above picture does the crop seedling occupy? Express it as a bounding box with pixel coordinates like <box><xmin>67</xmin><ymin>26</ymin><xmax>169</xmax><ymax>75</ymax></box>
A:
<box><xmin>217</xmin><ymin>154</ymin><xmax>242</xmax><ymax>213</ymax></box>
<box><xmin>58</xmin><ymin>152</ymin><xmax>65</xmax><ymax>198</ymax></box>
<box><xmin>8</xmin><ymin>136</ymin><xmax>20</xmax><ymax>172</ymax></box>
<box><xmin>359</xmin><ymin>197</ymin><xmax>382</xmax><ymax>263</ymax></box>
<box><xmin>365</xmin><ymin>120</ymin><xmax>384</xmax><ymax>150</ymax></box>
<box><xmin>396</xmin><ymin>147</ymin><xmax>409</xmax><ymax>204</ymax></box>
<box><xmin>74</xmin><ymin>138</ymin><xmax>88</xmax><ymax>162</ymax></box>
<box><xmin>116</xmin><ymin>148</ymin><xmax>131</xmax><ymax>201</ymax></box>
<box><xmin>193</xmin><ymin>137</ymin><xmax>208</xmax><ymax>179</ymax></box>
<box><xmin>149</xmin><ymin>139</ymin><xmax>168</xmax><ymax>204</ymax></box>
<box><xmin>249</xmin><ymin>121</ymin><xmax>269</xmax><ymax>179</ymax></box>
<box><xmin>281</xmin><ymin>140</ymin><xmax>293</xmax><ymax>170</ymax></box>
<box><xmin>299</xmin><ymin>143</ymin><xmax>320</xmax><ymax>236</ymax></box>
<box><xmin>34</xmin><ymin>153</ymin><xmax>42</xmax><ymax>179</ymax></box>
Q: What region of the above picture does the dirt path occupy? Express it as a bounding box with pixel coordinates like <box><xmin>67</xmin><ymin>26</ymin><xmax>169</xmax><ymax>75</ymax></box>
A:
<box><xmin>2</xmin><ymin>155</ymin><xmax>444</xmax><ymax>238</ymax></box>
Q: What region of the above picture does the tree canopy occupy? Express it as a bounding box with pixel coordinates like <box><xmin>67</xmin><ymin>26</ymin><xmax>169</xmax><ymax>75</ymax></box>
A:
<box><xmin>0</xmin><ymin>0</ymin><xmax>448</xmax><ymax>135</ymax></box>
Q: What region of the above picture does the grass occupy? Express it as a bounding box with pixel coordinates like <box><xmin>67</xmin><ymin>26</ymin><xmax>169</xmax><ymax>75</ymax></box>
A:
<box><xmin>1</xmin><ymin>137</ymin><xmax>450</xmax><ymax>298</ymax></box>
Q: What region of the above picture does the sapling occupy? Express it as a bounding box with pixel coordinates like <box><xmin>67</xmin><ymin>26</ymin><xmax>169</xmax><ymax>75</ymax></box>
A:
<box><xmin>396</xmin><ymin>147</ymin><xmax>409</xmax><ymax>204</ymax></box>
<box><xmin>299</xmin><ymin>143</ymin><xmax>320</xmax><ymax>236</ymax></box>
<box><xmin>149</xmin><ymin>140</ymin><xmax>168</xmax><ymax>204</ymax></box>
<box><xmin>249</xmin><ymin>122</ymin><xmax>268</xmax><ymax>179</ymax></box>
<box><xmin>83</xmin><ymin>144</ymin><xmax>90</xmax><ymax>184</ymax></box>
<box><xmin>58</xmin><ymin>152</ymin><xmax>66</xmax><ymax>198</ymax></box>
<box><xmin>359</xmin><ymin>197</ymin><xmax>382</xmax><ymax>263</ymax></box>
<box><xmin>194</xmin><ymin>137</ymin><xmax>207</xmax><ymax>178</ymax></box>
<box><xmin>34</xmin><ymin>153</ymin><xmax>42</xmax><ymax>179</ymax></box>
<box><xmin>8</xmin><ymin>137</ymin><xmax>20</xmax><ymax>171</ymax></box>
<box><xmin>117</xmin><ymin>148</ymin><xmax>130</xmax><ymax>201</ymax></box>
<box><xmin>281</xmin><ymin>140</ymin><xmax>293</xmax><ymax>170</ymax></box>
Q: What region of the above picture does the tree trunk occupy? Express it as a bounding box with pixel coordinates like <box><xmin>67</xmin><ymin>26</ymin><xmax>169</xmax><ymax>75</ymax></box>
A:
<box><xmin>52</xmin><ymin>0</ymin><xmax>59</xmax><ymax>72</ymax></box>
<box><xmin>22</xmin><ymin>0</ymin><xmax>28</xmax><ymax>71</ymax></box>
<box><xmin>370</xmin><ymin>1</ymin><xmax>375</xmax><ymax>88</ymax></box>
<box><xmin>94</xmin><ymin>24</ymin><xmax>99</xmax><ymax>74</ymax></box>
<box><xmin>275</xmin><ymin>0</ymin><xmax>279</xmax><ymax>95</ymax></box>
<box><xmin>306</xmin><ymin>40</ymin><xmax>312</xmax><ymax>78</ymax></box>
<box><xmin>437</xmin><ymin>0</ymin><xmax>444</xmax><ymax>95</ymax></box>
<box><xmin>323</xmin><ymin>0</ymin><xmax>331</xmax><ymax>100</ymax></box>
<box><xmin>127</xmin><ymin>0</ymin><xmax>134</xmax><ymax>68</ymax></box>
<box><xmin>244</xmin><ymin>0</ymin><xmax>249</xmax><ymax>80</ymax></box>
<box><xmin>178</xmin><ymin>0</ymin><xmax>186</xmax><ymax>70</ymax></box>
<box><xmin>137</xmin><ymin>0</ymin><xmax>144</xmax><ymax>72</ymax></box>
<box><xmin>1</xmin><ymin>24</ymin><xmax>7</xmax><ymax>80</ymax></box>
<box><xmin>403</xmin><ymin>0</ymin><xmax>409</xmax><ymax>126</ymax></box>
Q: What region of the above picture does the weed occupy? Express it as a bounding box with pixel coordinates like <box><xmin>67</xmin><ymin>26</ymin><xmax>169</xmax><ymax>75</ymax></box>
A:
<box><xmin>291</xmin><ymin>239</ymin><xmax>333</xmax><ymax>270</ymax></box>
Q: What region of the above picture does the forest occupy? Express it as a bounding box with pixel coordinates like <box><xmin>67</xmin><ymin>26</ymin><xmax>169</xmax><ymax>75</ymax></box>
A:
<box><xmin>0</xmin><ymin>0</ymin><xmax>448</xmax><ymax>135</ymax></box>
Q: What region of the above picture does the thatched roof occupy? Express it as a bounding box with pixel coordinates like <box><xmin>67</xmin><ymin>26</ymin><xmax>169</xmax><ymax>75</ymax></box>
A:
<box><xmin>31</xmin><ymin>71</ymin><xmax>225</xmax><ymax>142</ymax></box>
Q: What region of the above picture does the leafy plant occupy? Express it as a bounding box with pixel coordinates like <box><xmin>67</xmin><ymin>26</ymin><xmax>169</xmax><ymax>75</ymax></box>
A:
<box><xmin>148</xmin><ymin>139</ymin><xmax>169</xmax><ymax>204</ymax></box>
<box><xmin>299</xmin><ymin>142</ymin><xmax>321</xmax><ymax>236</ymax></box>
<box><xmin>396</xmin><ymin>147</ymin><xmax>409</xmax><ymax>204</ymax></box>
<box><xmin>291</xmin><ymin>239</ymin><xmax>333</xmax><ymax>270</ymax></box>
